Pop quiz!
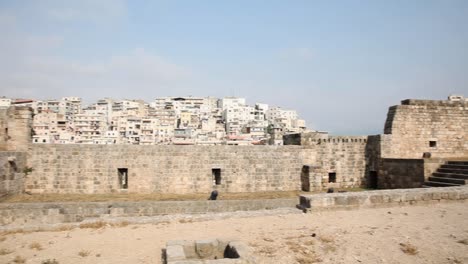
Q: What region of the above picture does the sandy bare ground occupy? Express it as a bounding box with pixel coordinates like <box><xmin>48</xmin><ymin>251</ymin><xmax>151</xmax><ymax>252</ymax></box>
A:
<box><xmin>0</xmin><ymin>201</ymin><xmax>467</xmax><ymax>264</ymax></box>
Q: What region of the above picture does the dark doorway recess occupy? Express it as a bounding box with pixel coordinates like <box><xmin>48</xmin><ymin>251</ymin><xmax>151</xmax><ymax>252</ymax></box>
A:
<box><xmin>212</xmin><ymin>168</ymin><xmax>221</xmax><ymax>185</ymax></box>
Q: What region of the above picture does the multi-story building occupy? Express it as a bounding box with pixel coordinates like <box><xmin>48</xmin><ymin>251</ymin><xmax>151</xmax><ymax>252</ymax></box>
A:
<box><xmin>74</xmin><ymin>113</ymin><xmax>107</xmax><ymax>144</ymax></box>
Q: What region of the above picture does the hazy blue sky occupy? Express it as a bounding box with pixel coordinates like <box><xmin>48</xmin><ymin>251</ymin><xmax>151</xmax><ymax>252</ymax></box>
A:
<box><xmin>0</xmin><ymin>0</ymin><xmax>467</xmax><ymax>135</ymax></box>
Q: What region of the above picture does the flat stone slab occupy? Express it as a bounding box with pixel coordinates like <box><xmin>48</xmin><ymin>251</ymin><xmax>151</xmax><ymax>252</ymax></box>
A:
<box><xmin>299</xmin><ymin>186</ymin><xmax>468</xmax><ymax>212</ymax></box>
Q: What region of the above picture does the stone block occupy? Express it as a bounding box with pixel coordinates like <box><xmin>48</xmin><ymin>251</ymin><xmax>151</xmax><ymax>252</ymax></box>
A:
<box><xmin>196</xmin><ymin>239</ymin><xmax>218</xmax><ymax>259</ymax></box>
<box><xmin>166</xmin><ymin>245</ymin><xmax>186</xmax><ymax>262</ymax></box>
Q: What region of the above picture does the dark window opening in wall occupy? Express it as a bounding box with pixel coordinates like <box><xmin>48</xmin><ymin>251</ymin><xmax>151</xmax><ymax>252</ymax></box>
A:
<box><xmin>301</xmin><ymin>165</ymin><xmax>310</xmax><ymax>192</ymax></box>
<box><xmin>368</xmin><ymin>171</ymin><xmax>378</xmax><ymax>189</ymax></box>
<box><xmin>42</xmin><ymin>139</ymin><xmax>46</xmax><ymax>143</ymax></box>
<box><xmin>328</xmin><ymin>172</ymin><xmax>336</xmax><ymax>183</ymax></box>
<box><xmin>429</xmin><ymin>141</ymin><xmax>437</xmax><ymax>148</ymax></box>
<box><xmin>118</xmin><ymin>168</ymin><xmax>128</xmax><ymax>189</ymax></box>
<box><xmin>212</xmin><ymin>168</ymin><xmax>221</xmax><ymax>185</ymax></box>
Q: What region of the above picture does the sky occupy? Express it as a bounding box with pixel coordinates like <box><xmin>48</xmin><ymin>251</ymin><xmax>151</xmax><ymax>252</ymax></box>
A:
<box><xmin>0</xmin><ymin>0</ymin><xmax>467</xmax><ymax>135</ymax></box>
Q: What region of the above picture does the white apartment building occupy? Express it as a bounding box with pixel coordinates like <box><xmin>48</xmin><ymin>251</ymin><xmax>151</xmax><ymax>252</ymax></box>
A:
<box><xmin>1</xmin><ymin>95</ymin><xmax>308</xmax><ymax>146</ymax></box>
<box><xmin>74</xmin><ymin>113</ymin><xmax>107</xmax><ymax>144</ymax></box>
<box><xmin>0</xmin><ymin>97</ymin><xmax>11</xmax><ymax>108</ymax></box>
<box><xmin>32</xmin><ymin>111</ymin><xmax>70</xmax><ymax>144</ymax></box>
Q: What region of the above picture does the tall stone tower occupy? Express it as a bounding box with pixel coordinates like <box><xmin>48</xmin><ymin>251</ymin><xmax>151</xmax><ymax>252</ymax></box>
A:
<box><xmin>0</xmin><ymin>106</ymin><xmax>33</xmax><ymax>151</ymax></box>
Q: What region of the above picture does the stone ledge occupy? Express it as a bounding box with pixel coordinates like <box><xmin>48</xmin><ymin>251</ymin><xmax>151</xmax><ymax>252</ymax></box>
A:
<box><xmin>298</xmin><ymin>186</ymin><xmax>468</xmax><ymax>212</ymax></box>
<box><xmin>0</xmin><ymin>198</ymin><xmax>298</xmax><ymax>227</ymax></box>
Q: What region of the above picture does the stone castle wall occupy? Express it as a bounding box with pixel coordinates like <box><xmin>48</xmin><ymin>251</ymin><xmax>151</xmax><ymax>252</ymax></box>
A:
<box><xmin>382</xmin><ymin>99</ymin><xmax>468</xmax><ymax>159</ymax></box>
<box><xmin>25</xmin><ymin>138</ymin><xmax>374</xmax><ymax>194</ymax></box>
<box><xmin>1</xmin><ymin>97</ymin><xmax>466</xmax><ymax>195</ymax></box>
<box><xmin>25</xmin><ymin>145</ymin><xmax>308</xmax><ymax>194</ymax></box>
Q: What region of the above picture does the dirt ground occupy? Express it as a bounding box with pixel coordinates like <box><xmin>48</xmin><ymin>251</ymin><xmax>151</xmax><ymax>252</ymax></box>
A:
<box><xmin>0</xmin><ymin>201</ymin><xmax>467</xmax><ymax>264</ymax></box>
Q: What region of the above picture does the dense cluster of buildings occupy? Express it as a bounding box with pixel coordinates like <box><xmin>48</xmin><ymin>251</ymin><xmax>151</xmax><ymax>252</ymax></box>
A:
<box><xmin>0</xmin><ymin>96</ymin><xmax>308</xmax><ymax>145</ymax></box>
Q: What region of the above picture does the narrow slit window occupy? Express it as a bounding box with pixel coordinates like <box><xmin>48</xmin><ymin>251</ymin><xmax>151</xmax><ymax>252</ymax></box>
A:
<box><xmin>328</xmin><ymin>172</ymin><xmax>336</xmax><ymax>183</ymax></box>
<box><xmin>118</xmin><ymin>168</ymin><xmax>128</xmax><ymax>189</ymax></box>
<box><xmin>212</xmin><ymin>168</ymin><xmax>221</xmax><ymax>185</ymax></box>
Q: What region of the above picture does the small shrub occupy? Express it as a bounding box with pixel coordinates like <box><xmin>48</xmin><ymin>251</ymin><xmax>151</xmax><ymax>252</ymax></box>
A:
<box><xmin>23</xmin><ymin>167</ymin><xmax>33</xmax><ymax>176</ymax></box>
<box><xmin>78</xmin><ymin>250</ymin><xmax>91</xmax><ymax>257</ymax></box>
<box><xmin>29</xmin><ymin>242</ymin><xmax>43</xmax><ymax>251</ymax></box>
<box><xmin>457</xmin><ymin>239</ymin><xmax>468</xmax><ymax>245</ymax></box>
<box><xmin>12</xmin><ymin>256</ymin><xmax>26</xmax><ymax>263</ymax></box>
<box><xmin>400</xmin><ymin>242</ymin><xmax>418</xmax><ymax>255</ymax></box>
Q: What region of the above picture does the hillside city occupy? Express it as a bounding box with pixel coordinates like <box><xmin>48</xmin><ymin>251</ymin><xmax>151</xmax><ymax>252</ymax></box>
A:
<box><xmin>0</xmin><ymin>96</ymin><xmax>309</xmax><ymax>145</ymax></box>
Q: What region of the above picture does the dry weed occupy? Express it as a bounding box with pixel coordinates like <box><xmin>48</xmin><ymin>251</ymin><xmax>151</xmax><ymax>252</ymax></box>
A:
<box><xmin>256</xmin><ymin>245</ymin><xmax>276</xmax><ymax>257</ymax></box>
<box><xmin>1</xmin><ymin>190</ymin><xmax>309</xmax><ymax>203</ymax></box>
<box><xmin>78</xmin><ymin>250</ymin><xmax>91</xmax><ymax>257</ymax></box>
<box><xmin>0</xmin><ymin>248</ymin><xmax>14</xmax><ymax>255</ymax></box>
<box><xmin>29</xmin><ymin>242</ymin><xmax>43</xmax><ymax>251</ymax></box>
<box><xmin>41</xmin><ymin>259</ymin><xmax>59</xmax><ymax>264</ymax></box>
<box><xmin>318</xmin><ymin>235</ymin><xmax>334</xmax><ymax>243</ymax></box>
<box><xmin>56</xmin><ymin>225</ymin><xmax>74</xmax><ymax>232</ymax></box>
<box><xmin>112</xmin><ymin>221</ymin><xmax>130</xmax><ymax>228</ymax></box>
<box><xmin>12</xmin><ymin>255</ymin><xmax>26</xmax><ymax>263</ymax></box>
<box><xmin>79</xmin><ymin>221</ymin><xmax>107</xmax><ymax>229</ymax></box>
<box><xmin>457</xmin><ymin>239</ymin><xmax>468</xmax><ymax>245</ymax></box>
<box><xmin>0</xmin><ymin>229</ymin><xmax>27</xmax><ymax>236</ymax></box>
<box><xmin>286</xmin><ymin>240</ymin><xmax>321</xmax><ymax>263</ymax></box>
<box><xmin>296</xmin><ymin>254</ymin><xmax>322</xmax><ymax>264</ymax></box>
<box><xmin>400</xmin><ymin>242</ymin><xmax>418</xmax><ymax>255</ymax></box>
<box><xmin>178</xmin><ymin>218</ymin><xmax>193</xmax><ymax>224</ymax></box>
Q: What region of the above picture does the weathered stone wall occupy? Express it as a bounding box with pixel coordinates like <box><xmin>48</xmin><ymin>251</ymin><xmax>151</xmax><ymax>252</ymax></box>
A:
<box><xmin>25</xmin><ymin>138</ymin><xmax>375</xmax><ymax>194</ymax></box>
<box><xmin>0</xmin><ymin>151</ymin><xmax>27</xmax><ymax>197</ymax></box>
<box><xmin>0</xmin><ymin>106</ymin><xmax>33</xmax><ymax>152</ymax></box>
<box><xmin>26</xmin><ymin>145</ymin><xmax>307</xmax><ymax>194</ymax></box>
<box><xmin>377</xmin><ymin>159</ymin><xmax>425</xmax><ymax>189</ymax></box>
<box><xmin>383</xmin><ymin>99</ymin><xmax>468</xmax><ymax>159</ymax></box>
<box><xmin>302</xmin><ymin>136</ymin><xmax>372</xmax><ymax>190</ymax></box>
<box><xmin>0</xmin><ymin>198</ymin><xmax>297</xmax><ymax>228</ymax></box>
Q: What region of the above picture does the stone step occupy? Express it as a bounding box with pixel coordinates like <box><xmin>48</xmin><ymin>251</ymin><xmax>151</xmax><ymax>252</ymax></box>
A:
<box><xmin>432</xmin><ymin>172</ymin><xmax>468</xmax><ymax>180</ymax></box>
<box><xmin>441</xmin><ymin>164</ymin><xmax>468</xmax><ymax>170</ymax></box>
<box><xmin>422</xmin><ymin>181</ymin><xmax>461</xmax><ymax>187</ymax></box>
<box><xmin>447</xmin><ymin>161</ymin><xmax>468</xmax><ymax>166</ymax></box>
<box><xmin>437</xmin><ymin>168</ymin><xmax>468</xmax><ymax>175</ymax></box>
<box><xmin>427</xmin><ymin>176</ymin><xmax>466</xmax><ymax>185</ymax></box>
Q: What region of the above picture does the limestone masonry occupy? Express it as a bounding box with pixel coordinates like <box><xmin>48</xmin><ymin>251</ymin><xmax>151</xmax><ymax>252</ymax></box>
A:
<box><xmin>0</xmin><ymin>96</ymin><xmax>466</xmax><ymax>196</ymax></box>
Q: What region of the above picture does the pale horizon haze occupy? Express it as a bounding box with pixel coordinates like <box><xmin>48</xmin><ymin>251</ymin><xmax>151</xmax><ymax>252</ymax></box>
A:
<box><xmin>0</xmin><ymin>0</ymin><xmax>467</xmax><ymax>135</ymax></box>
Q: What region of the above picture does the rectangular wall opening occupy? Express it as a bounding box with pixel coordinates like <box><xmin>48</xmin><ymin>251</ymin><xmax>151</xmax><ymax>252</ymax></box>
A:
<box><xmin>118</xmin><ymin>168</ymin><xmax>128</xmax><ymax>189</ymax></box>
<box><xmin>368</xmin><ymin>171</ymin><xmax>378</xmax><ymax>189</ymax></box>
<box><xmin>301</xmin><ymin>165</ymin><xmax>310</xmax><ymax>192</ymax></box>
<box><xmin>429</xmin><ymin>141</ymin><xmax>437</xmax><ymax>147</ymax></box>
<box><xmin>212</xmin><ymin>168</ymin><xmax>221</xmax><ymax>185</ymax></box>
<box><xmin>328</xmin><ymin>172</ymin><xmax>336</xmax><ymax>183</ymax></box>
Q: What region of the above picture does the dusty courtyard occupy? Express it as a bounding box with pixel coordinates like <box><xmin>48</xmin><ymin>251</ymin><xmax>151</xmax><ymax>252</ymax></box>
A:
<box><xmin>0</xmin><ymin>201</ymin><xmax>467</xmax><ymax>264</ymax></box>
